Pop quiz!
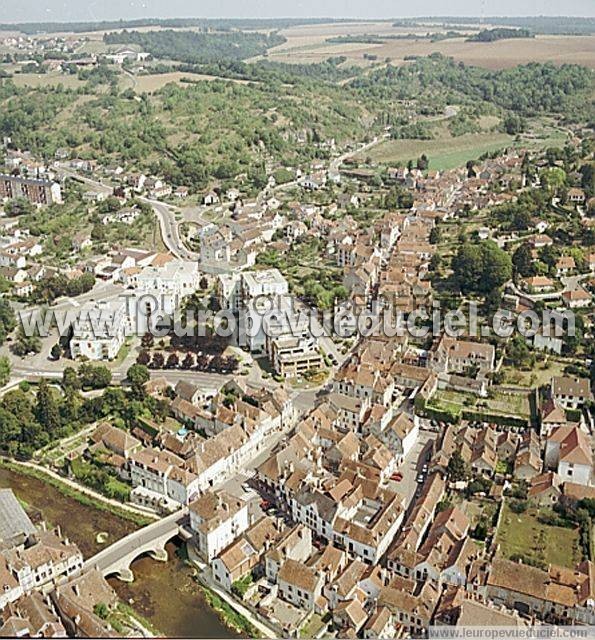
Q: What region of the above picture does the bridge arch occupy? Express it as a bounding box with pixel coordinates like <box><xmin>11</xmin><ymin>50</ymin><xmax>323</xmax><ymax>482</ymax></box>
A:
<box><xmin>84</xmin><ymin>508</ymin><xmax>188</xmax><ymax>582</ymax></box>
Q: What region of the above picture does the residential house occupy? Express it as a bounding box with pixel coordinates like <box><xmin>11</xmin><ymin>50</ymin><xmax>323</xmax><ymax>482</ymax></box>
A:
<box><xmin>362</xmin><ymin>606</ymin><xmax>398</xmax><ymax>639</ymax></box>
<box><xmin>562</xmin><ymin>287</ymin><xmax>592</xmax><ymax>309</ymax></box>
<box><xmin>486</xmin><ymin>557</ymin><xmax>595</xmax><ymax>624</ymax></box>
<box><xmin>89</xmin><ymin>422</ymin><xmax>141</xmax><ymax>459</ymax></box>
<box><xmin>52</xmin><ymin>569</ymin><xmax>120</xmax><ymax>637</ymax></box>
<box><xmin>514</xmin><ymin>431</ymin><xmax>542</xmax><ymax>480</ymax></box>
<box><xmin>551</xmin><ymin>376</ymin><xmax>592</xmax><ymax>410</ymax></box>
<box><xmin>527</xmin><ymin>472</ymin><xmax>562</xmax><ymax>506</ymax></box>
<box><xmin>3</xmin><ymin>528</ymin><xmax>83</xmax><ymax>593</ymax></box>
<box><xmin>555</xmin><ymin>256</ymin><xmax>575</xmax><ymax>277</ymax></box>
<box><xmin>278</xmin><ymin>558</ymin><xmax>324</xmax><ymax>611</ymax></box>
<box><xmin>0</xmin><ymin>592</ymin><xmax>66</xmax><ymax>637</ymax></box>
<box><xmin>545</xmin><ymin>426</ymin><xmax>593</xmax><ymax>486</ymax></box>
<box><xmin>211</xmin><ymin>516</ymin><xmax>283</xmax><ymax>592</ymax></box>
<box><xmin>431</xmin><ymin>336</ymin><xmax>495</xmax><ymax>376</ymax></box>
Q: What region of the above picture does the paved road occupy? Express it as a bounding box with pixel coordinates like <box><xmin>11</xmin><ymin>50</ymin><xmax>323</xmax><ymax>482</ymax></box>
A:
<box><xmin>140</xmin><ymin>197</ymin><xmax>198</xmax><ymax>261</ymax></box>
<box><xmin>390</xmin><ymin>428</ymin><xmax>436</xmax><ymax>511</ymax></box>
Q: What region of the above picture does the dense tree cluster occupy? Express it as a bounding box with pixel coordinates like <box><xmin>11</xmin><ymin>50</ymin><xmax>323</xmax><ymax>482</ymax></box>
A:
<box><xmin>468</xmin><ymin>28</ymin><xmax>533</xmax><ymax>42</ymax></box>
<box><xmin>451</xmin><ymin>240</ymin><xmax>513</xmax><ymax>295</ymax></box>
<box><xmin>0</xmin><ymin>363</ymin><xmax>172</xmax><ymax>459</ymax></box>
<box><xmin>0</xmin><ymin>300</ymin><xmax>16</xmax><ymax>345</ymax></box>
<box><xmin>104</xmin><ymin>29</ymin><xmax>286</xmax><ymax>64</ymax></box>
<box><xmin>33</xmin><ymin>273</ymin><xmax>95</xmax><ymax>304</ymax></box>
<box><xmin>352</xmin><ymin>56</ymin><xmax>593</xmax><ymax>119</ymax></box>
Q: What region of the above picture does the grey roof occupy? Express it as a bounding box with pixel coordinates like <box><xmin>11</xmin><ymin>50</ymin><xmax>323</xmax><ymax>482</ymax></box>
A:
<box><xmin>0</xmin><ymin>488</ymin><xmax>36</xmax><ymax>546</ymax></box>
<box><xmin>294</xmin><ymin>489</ymin><xmax>338</xmax><ymax>524</ymax></box>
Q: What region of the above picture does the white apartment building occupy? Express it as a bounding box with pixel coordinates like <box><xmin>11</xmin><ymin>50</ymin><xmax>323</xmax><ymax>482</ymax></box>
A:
<box><xmin>240</xmin><ymin>269</ymin><xmax>289</xmax><ymax>305</ymax></box>
<box><xmin>129</xmin><ymin>448</ymin><xmax>200</xmax><ymax>511</ymax></box>
<box><xmin>70</xmin><ymin>298</ymin><xmax>130</xmax><ymax>361</ymax></box>
<box><xmin>132</xmin><ymin>259</ymin><xmax>200</xmax><ymax>316</ymax></box>
<box><xmin>217</xmin><ymin>272</ymin><xmax>242</xmax><ymax>311</ymax></box>
<box><xmin>189</xmin><ymin>491</ymin><xmax>249</xmax><ymax>562</ymax></box>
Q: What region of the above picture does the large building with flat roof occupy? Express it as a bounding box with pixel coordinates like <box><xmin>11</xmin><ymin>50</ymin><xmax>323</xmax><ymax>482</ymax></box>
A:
<box><xmin>0</xmin><ymin>174</ymin><xmax>62</xmax><ymax>206</ymax></box>
<box><xmin>0</xmin><ymin>489</ymin><xmax>36</xmax><ymax>548</ymax></box>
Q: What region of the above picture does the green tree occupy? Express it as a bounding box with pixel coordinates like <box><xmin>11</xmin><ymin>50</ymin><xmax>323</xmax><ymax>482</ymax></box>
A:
<box><xmin>512</xmin><ymin>242</ymin><xmax>536</xmax><ymax>278</ymax></box>
<box><xmin>541</xmin><ymin>167</ymin><xmax>566</xmax><ymax>195</ymax></box>
<box><xmin>62</xmin><ymin>367</ymin><xmax>81</xmax><ymax>392</ymax></box>
<box><xmin>127</xmin><ymin>363</ymin><xmax>150</xmax><ymax>399</ymax></box>
<box><xmin>12</xmin><ymin>325</ymin><xmax>41</xmax><ymax>356</ymax></box>
<box><xmin>35</xmin><ymin>379</ymin><xmax>61</xmax><ymax>436</ymax></box>
<box><xmin>0</xmin><ymin>356</ymin><xmax>10</xmax><ymax>387</ymax></box>
<box><xmin>0</xmin><ymin>299</ymin><xmax>16</xmax><ymax>345</ymax></box>
<box><xmin>447</xmin><ymin>451</ymin><xmax>469</xmax><ymax>482</ymax></box>
<box><xmin>451</xmin><ymin>241</ymin><xmax>512</xmax><ymax>295</ymax></box>
<box><xmin>78</xmin><ymin>364</ymin><xmax>112</xmax><ymax>389</ymax></box>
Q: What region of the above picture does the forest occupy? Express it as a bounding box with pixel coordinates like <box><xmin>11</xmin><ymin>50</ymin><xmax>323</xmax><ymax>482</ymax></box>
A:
<box><xmin>104</xmin><ymin>29</ymin><xmax>286</xmax><ymax>64</ymax></box>
<box><xmin>351</xmin><ymin>55</ymin><xmax>594</xmax><ymax>120</ymax></box>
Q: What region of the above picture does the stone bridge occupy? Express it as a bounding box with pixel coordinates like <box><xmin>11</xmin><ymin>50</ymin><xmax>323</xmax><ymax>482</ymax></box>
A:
<box><xmin>83</xmin><ymin>507</ymin><xmax>190</xmax><ymax>581</ymax></box>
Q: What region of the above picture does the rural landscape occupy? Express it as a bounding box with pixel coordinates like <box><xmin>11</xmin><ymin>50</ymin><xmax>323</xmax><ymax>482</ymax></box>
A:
<box><xmin>0</xmin><ymin>5</ymin><xmax>592</xmax><ymax>639</ymax></box>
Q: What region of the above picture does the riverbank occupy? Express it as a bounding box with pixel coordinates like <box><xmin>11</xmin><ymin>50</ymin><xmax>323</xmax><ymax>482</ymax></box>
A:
<box><xmin>0</xmin><ymin>458</ymin><xmax>154</xmax><ymax>527</ymax></box>
<box><xmin>187</xmin><ymin>543</ymin><xmax>277</xmax><ymax>639</ymax></box>
<box><xmin>197</xmin><ymin>583</ymin><xmax>261</xmax><ymax>638</ymax></box>
<box><xmin>0</xmin><ymin>462</ymin><xmax>139</xmax><ymax>557</ymax></box>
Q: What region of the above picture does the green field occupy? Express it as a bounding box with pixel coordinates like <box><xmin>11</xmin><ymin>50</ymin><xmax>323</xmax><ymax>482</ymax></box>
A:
<box><xmin>364</xmin><ymin>129</ymin><xmax>515</xmax><ymax>170</ymax></box>
<box><xmin>362</xmin><ymin>117</ymin><xmax>569</xmax><ymax>171</ymax></box>
<box><xmin>430</xmin><ymin>387</ymin><xmax>532</xmax><ymax>421</ymax></box>
<box><xmin>496</xmin><ymin>503</ymin><xmax>581</xmax><ymax>569</ymax></box>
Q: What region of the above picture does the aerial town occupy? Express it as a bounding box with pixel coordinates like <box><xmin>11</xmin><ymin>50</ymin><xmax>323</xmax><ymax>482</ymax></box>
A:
<box><xmin>0</xmin><ymin>8</ymin><xmax>592</xmax><ymax>640</ymax></box>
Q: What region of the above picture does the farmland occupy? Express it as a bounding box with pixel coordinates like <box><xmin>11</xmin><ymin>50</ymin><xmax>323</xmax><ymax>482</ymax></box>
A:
<box><xmin>119</xmin><ymin>71</ymin><xmax>257</xmax><ymax>93</ymax></box>
<box><xmin>263</xmin><ymin>22</ymin><xmax>595</xmax><ymax>70</ymax></box>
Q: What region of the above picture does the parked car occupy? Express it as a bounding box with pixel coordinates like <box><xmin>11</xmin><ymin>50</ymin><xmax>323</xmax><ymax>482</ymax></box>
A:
<box><xmin>390</xmin><ymin>472</ymin><xmax>403</xmax><ymax>482</ymax></box>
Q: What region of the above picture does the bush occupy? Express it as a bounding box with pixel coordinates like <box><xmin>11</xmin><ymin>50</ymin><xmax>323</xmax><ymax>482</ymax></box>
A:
<box><xmin>231</xmin><ymin>573</ymin><xmax>254</xmax><ymax>599</ymax></box>
<box><xmin>509</xmin><ymin>499</ymin><xmax>528</xmax><ymax>514</ymax></box>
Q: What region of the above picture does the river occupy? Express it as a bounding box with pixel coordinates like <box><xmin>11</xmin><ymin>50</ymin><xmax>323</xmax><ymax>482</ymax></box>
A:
<box><xmin>0</xmin><ymin>467</ymin><xmax>237</xmax><ymax>638</ymax></box>
<box><xmin>109</xmin><ymin>540</ymin><xmax>240</xmax><ymax>639</ymax></box>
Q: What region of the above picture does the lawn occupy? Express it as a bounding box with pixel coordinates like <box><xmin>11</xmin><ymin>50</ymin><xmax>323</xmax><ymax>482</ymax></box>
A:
<box><xmin>429</xmin><ymin>389</ymin><xmax>475</xmax><ymax>416</ymax></box>
<box><xmin>363</xmin><ymin>117</ymin><xmax>570</xmax><ymax>171</ymax></box>
<box><xmin>430</xmin><ymin>388</ymin><xmax>532</xmax><ymax>421</ymax></box>
<box><xmin>496</xmin><ymin>502</ymin><xmax>581</xmax><ymax>569</ymax></box>
<box><xmin>501</xmin><ymin>358</ymin><xmax>567</xmax><ymax>388</ymax></box>
<box><xmin>482</xmin><ymin>391</ymin><xmax>531</xmax><ymax>420</ymax></box>
<box><xmin>300</xmin><ymin>613</ymin><xmax>326</xmax><ymax>639</ymax></box>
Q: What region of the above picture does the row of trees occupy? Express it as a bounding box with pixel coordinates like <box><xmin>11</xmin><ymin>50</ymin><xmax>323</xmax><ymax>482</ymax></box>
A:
<box><xmin>136</xmin><ymin>349</ymin><xmax>239</xmax><ymax>373</ymax></box>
